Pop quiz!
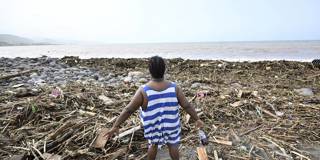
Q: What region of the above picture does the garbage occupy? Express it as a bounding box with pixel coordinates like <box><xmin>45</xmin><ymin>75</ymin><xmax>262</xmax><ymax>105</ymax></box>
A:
<box><xmin>50</xmin><ymin>87</ymin><xmax>63</xmax><ymax>98</ymax></box>
<box><xmin>198</xmin><ymin>130</ymin><xmax>209</xmax><ymax>145</ymax></box>
<box><xmin>294</xmin><ymin>88</ymin><xmax>314</xmax><ymax>96</ymax></box>
<box><xmin>191</xmin><ymin>82</ymin><xmax>202</xmax><ymax>89</ymax></box>
<box><xmin>0</xmin><ymin>57</ymin><xmax>319</xmax><ymax>160</ymax></box>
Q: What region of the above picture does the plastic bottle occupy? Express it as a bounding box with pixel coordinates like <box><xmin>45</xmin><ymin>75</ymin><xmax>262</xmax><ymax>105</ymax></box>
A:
<box><xmin>198</xmin><ymin>129</ymin><xmax>209</xmax><ymax>145</ymax></box>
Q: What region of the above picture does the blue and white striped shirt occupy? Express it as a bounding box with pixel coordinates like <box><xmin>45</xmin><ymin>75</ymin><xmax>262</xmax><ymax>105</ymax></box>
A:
<box><xmin>140</xmin><ymin>82</ymin><xmax>181</xmax><ymax>146</ymax></box>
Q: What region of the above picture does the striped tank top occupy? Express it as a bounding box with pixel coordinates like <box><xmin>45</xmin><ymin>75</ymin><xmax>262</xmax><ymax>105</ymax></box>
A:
<box><xmin>140</xmin><ymin>82</ymin><xmax>181</xmax><ymax>146</ymax></box>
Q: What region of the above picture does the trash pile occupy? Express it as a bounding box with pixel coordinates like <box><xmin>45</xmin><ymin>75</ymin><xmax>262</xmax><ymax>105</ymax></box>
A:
<box><xmin>0</xmin><ymin>57</ymin><xmax>319</xmax><ymax>160</ymax></box>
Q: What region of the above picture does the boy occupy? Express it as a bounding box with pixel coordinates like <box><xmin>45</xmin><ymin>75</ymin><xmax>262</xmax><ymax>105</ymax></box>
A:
<box><xmin>105</xmin><ymin>56</ymin><xmax>204</xmax><ymax>160</ymax></box>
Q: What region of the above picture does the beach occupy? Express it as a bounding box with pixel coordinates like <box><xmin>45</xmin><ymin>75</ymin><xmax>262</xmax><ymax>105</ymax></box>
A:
<box><xmin>0</xmin><ymin>56</ymin><xmax>319</xmax><ymax>159</ymax></box>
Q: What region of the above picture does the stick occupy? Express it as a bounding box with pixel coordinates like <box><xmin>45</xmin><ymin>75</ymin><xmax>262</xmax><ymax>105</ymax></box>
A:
<box><xmin>213</xmin><ymin>150</ymin><xmax>219</xmax><ymax>160</ymax></box>
<box><xmin>47</xmin><ymin>121</ymin><xmax>74</xmax><ymax>140</ymax></box>
<box><xmin>113</xmin><ymin>126</ymin><xmax>141</xmax><ymax>140</ymax></box>
<box><xmin>78</xmin><ymin>109</ymin><xmax>96</xmax><ymax>116</ymax></box>
<box><xmin>260</xmin><ymin>108</ymin><xmax>279</xmax><ymax>119</ymax></box>
<box><xmin>240</xmin><ymin>124</ymin><xmax>263</xmax><ymax>136</ymax></box>
<box><xmin>210</xmin><ymin>139</ymin><xmax>232</xmax><ymax>146</ymax></box>
<box><xmin>31</xmin><ymin>146</ymin><xmax>45</xmax><ymax>159</ymax></box>
<box><xmin>291</xmin><ymin>151</ymin><xmax>311</xmax><ymax>160</ymax></box>
<box><xmin>261</xmin><ymin>136</ymin><xmax>292</xmax><ymax>159</ymax></box>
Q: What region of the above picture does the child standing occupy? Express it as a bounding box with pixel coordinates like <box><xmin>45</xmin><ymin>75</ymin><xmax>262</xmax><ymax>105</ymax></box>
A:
<box><xmin>105</xmin><ymin>56</ymin><xmax>204</xmax><ymax>160</ymax></box>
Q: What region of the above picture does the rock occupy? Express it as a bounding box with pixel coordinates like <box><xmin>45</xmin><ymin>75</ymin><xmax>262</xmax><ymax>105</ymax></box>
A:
<box><xmin>138</xmin><ymin>78</ymin><xmax>148</xmax><ymax>83</ymax></box>
<box><xmin>30</xmin><ymin>72</ymin><xmax>38</xmax><ymax>78</ymax></box>
<box><xmin>128</xmin><ymin>71</ymin><xmax>143</xmax><ymax>78</ymax></box>
<box><xmin>93</xmin><ymin>75</ymin><xmax>99</xmax><ymax>80</ymax></box>
<box><xmin>239</xmin><ymin>145</ymin><xmax>247</xmax><ymax>152</ymax></box>
<box><xmin>191</xmin><ymin>82</ymin><xmax>201</xmax><ymax>89</ymax></box>
<box><xmin>200</xmin><ymin>63</ymin><xmax>210</xmax><ymax>67</ymax></box>
<box><xmin>35</xmin><ymin>79</ymin><xmax>46</xmax><ymax>86</ymax></box>
<box><xmin>294</xmin><ymin>88</ymin><xmax>314</xmax><ymax>96</ymax></box>
<box><xmin>217</xmin><ymin>62</ymin><xmax>227</xmax><ymax>69</ymax></box>
<box><xmin>266</xmin><ymin>66</ymin><xmax>271</xmax><ymax>70</ymax></box>
<box><xmin>124</xmin><ymin>76</ymin><xmax>132</xmax><ymax>83</ymax></box>
<box><xmin>98</xmin><ymin>95</ymin><xmax>114</xmax><ymax>106</ymax></box>
<box><xmin>252</xmin><ymin>91</ymin><xmax>259</xmax><ymax>97</ymax></box>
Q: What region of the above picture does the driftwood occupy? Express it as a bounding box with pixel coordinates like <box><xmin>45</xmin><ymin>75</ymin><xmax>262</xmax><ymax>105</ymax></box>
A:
<box><xmin>113</xmin><ymin>126</ymin><xmax>141</xmax><ymax>140</ymax></box>
<box><xmin>0</xmin><ymin>69</ymin><xmax>37</xmax><ymax>81</ymax></box>
<box><xmin>197</xmin><ymin>146</ymin><xmax>209</xmax><ymax>160</ymax></box>
<box><xmin>92</xmin><ymin>128</ymin><xmax>109</xmax><ymax>148</ymax></box>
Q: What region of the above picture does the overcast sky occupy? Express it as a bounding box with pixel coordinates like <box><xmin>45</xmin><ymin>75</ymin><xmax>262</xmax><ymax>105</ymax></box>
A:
<box><xmin>0</xmin><ymin>0</ymin><xmax>319</xmax><ymax>43</ymax></box>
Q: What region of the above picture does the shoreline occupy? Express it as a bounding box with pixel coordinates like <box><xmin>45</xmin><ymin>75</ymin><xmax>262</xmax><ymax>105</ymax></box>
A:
<box><xmin>0</xmin><ymin>55</ymin><xmax>317</xmax><ymax>62</ymax></box>
<box><xmin>0</xmin><ymin>57</ymin><xmax>319</xmax><ymax>159</ymax></box>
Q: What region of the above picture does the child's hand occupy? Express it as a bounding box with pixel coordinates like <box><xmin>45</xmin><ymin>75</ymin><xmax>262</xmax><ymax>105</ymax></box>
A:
<box><xmin>195</xmin><ymin>119</ymin><xmax>204</xmax><ymax>129</ymax></box>
<box><xmin>104</xmin><ymin>127</ymin><xmax>119</xmax><ymax>139</ymax></box>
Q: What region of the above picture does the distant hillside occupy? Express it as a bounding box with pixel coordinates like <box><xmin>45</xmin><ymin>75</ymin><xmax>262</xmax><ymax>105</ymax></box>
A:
<box><xmin>0</xmin><ymin>34</ymin><xmax>35</xmax><ymax>46</ymax></box>
<box><xmin>0</xmin><ymin>34</ymin><xmax>59</xmax><ymax>46</ymax></box>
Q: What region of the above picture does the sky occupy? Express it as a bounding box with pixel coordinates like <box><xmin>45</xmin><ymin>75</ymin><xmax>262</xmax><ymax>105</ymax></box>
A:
<box><xmin>0</xmin><ymin>0</ymin><xmax>319</xmax><ymax>43</ymax></box>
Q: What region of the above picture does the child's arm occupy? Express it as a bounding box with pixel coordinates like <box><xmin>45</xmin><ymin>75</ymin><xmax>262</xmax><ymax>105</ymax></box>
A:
<box><xmin>104</xmin><ymin>87</ymin><xmax>143</xmax><ymax>138</ymax></box>
<box><xmin>176</xmin><ymin>85</ymin><xmax>204</xmax><ymax>128</ymax></box>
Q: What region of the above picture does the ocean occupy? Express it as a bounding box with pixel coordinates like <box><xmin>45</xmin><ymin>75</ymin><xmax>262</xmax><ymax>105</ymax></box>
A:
<box><xmin>0</xmin><ymin>41</ymin><xmax>319</xmax><ymax>61</ymax></box>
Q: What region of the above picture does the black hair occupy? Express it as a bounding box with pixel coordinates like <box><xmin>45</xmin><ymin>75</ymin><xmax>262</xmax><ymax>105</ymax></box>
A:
<box><xmin>148</xmin><ymin>56</ymin><xmax>166</xmax><ymax>79</ymax></box>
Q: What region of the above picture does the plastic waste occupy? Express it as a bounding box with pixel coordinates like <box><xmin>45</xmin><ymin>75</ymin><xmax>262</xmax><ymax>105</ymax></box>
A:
<box><xmin>198</xmin><ymin>130</ymin><xmax>209</xmax><ymax>145</ymax></box>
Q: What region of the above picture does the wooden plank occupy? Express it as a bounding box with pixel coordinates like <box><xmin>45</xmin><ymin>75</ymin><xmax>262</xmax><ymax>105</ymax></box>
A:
<box><xmin>210</xmin><ymin>139</ymin><xmax>233</xmax><ymax>146</ymax></box>
<box><xmin>93</xmin><ymin>128</ymin><xmax>109</xmax><ymax>149</ymax></box>
<box><xmin>112</xmin><ymin>126</ymin><xmax>141</xmax><ymax>140</ymax></box>
<box><xmin>197</xmin><ymin>146</ymin><xmax>209</xmax><ymax>160</ymax></box>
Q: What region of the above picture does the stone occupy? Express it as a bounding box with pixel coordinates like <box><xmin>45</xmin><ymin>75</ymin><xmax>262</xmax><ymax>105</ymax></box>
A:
<box><xmin>128</xmin><ymin>71</ymin><xmax>143</xmax><ymax>78</ymax></box>
<box><xmin>98</xmin><ymin>95</ymin><xmax>114</xmax><ymax>106</ymax></box>
<box><xmin>93</xmin><ymin>75</ymin><xmax>99</xmax><ymax>80</ymax></box>
<box><xmin>294</xmin><ymin>88</ymin><xmax>314</xmax><ymax>96</ymax></box>
<box><xmin>138</xmin><ymin>78</ymin><xmax>148</xmax><ymax>83</ymax></box>
<box><xmin>35</xmin><ymin>79</ymin><xmax>46</xmax><ymax>85</ymax></box>
<box><xmin>30</xmin><ymin>72</ymin><xmax>38</xmax><ymax>78</ymax></box>
<box><xmin>124</xmin><ymin>76</ymin><xmax>132</xmax><ymax>83</ymax></box>
<box><xmin>239</xmin><ymin>145</ymin><xmax>247</xmax><ymax>152</ymax></box>
<box><xmin>191</xmin><ymin>82</ymin><xmax>201</xmax><ymax>89</ymax></box>
<box><xmin>200</xmin><ymin>63</ymin><xmax>210</xmax><ymax>67</ymax></box>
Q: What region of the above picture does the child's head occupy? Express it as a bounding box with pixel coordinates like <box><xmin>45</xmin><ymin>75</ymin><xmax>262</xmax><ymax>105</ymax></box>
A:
<box><xmin>148</xmin><ymin>56</ymin><xmax>166</xmax><ymax>79</ymax></box>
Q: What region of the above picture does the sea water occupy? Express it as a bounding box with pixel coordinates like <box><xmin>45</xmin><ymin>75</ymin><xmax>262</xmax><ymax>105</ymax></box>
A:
<box><xmin>0</xmin><ymin>41</ymin><xmax>319</xmax><ymax>61</ymax></box>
